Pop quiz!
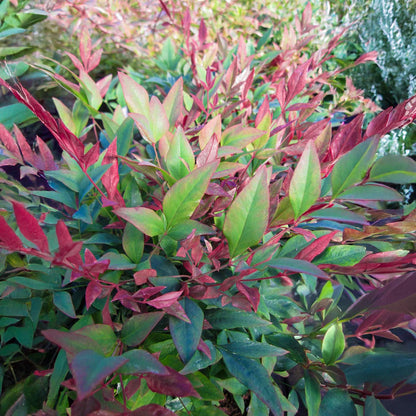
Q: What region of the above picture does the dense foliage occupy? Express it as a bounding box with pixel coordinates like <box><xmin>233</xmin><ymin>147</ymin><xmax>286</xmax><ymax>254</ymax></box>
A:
<box><xmin>1</xmin><ymin>2</ymin><xmax>416</xmax><ymax>416</ymax></box>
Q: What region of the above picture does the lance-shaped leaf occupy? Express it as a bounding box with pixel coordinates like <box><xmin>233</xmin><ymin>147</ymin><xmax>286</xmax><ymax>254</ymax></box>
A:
<box><xmin>199</xmin><ymin>114</ymin><xmax>221</xmax><ymax>150</ymax></box>
<box><xmin>114</xmin><ymin>207</ymin><xmax>165</xmax><ymax>237</ymax></box>
<box><xmin>331</xmin><ymin>137</ymin><xmax>378</xmax><ymax>197</ymax></box>
<box><xmin>322</xmin><ymin>321</ymin><xmax>345</xmax><ymax>365</ymax></box>
<box><xmin>0</xmin><ymin>215</ymin><xmax>23</xmax><ymax>251</ymax></box>
<box><xmin>12</xmin><ymin>200</ymin><xmax>49</xmax><ymax>252</ymax></box>
<box><xmin>118</xmin><ymin>72</ymin><xmax>150</xmax><ymax>118</ymax></box>
<box><xmin>70</xmin><ymin>349</ymin><xmax>127</xmax><ymax>400</ymax></box>
<box><xmin>166</xmin><ymin>126</ymin><xmax>195</xmax><ymax>180</ymax></box>
<box><xmin>337</xmin><ymin>184</ymin><xmax>403</xmax><ymax>202</ymax></box>
<box><xmin>169</xmin><ymin>298</ymin><xmax>203</xmax><ymax>363</ymax></box>
<box><xmin>121</xmin><ymin>311</ymin><xmax>164</xmax><ymax>346</ymax></box>
<box><xmin>289</xmin><ymin>140</ymin><xmax>321</xmax><ymax>219</ymax></box>
<box><xmin>163</xmin><ymin>161</ymin><xmax>218</xmax><ymax>228</ymax></box>
<box><xmin>267</xmin><ymin>257</ymin><xmax>329</xmax><ymax>279</ymax></box>
<box><xmin>304</xmin><ymin>370</ymin><xmax>321</xmax><ymax>416</ymax></box>
<box><xmin>119</xmin><ymin>349</ymin><xmax>169</xmax><ymax>375</ymax></box>
<box><xmin>221</xmin><ymin>124</ymin><xmax>264</xmax><ymax>148</ymax></box>
<box><xmin>163</xmin><ymin>77</ymin><xmax>183</xmax><ymax>128</ymax></box>
<box><xmin>223</xmin><ymin>166</ymin><xmax>269</xmax><ymax>258</ymax></box>
<box><xmin>220</xmin><ymin>348</ymin><xmax>283</xmax><ymax>416</ymax></box>
<box><xmin>319</xmin><ymin>389</ymin><xmax>357</xmax><ymax>416</ymax></box>
<box><xmin>369</xmin><ymin>154</ymin><xmax>416</xmax><ymax>184</ymax></box>
<box><xmin>314</xmin><ymin>245</ymin><xmax>367</xmax><ymax>267</ymax></box>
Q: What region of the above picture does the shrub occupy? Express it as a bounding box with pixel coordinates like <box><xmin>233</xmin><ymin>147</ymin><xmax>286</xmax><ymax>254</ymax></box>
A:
<box><xmin>1</xmin><ymin>4</ymin><xmax>416</xmax><ymax>416</ymax></box>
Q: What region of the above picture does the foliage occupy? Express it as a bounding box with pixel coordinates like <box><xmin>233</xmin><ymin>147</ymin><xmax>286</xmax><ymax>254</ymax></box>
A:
<box><xmin>1</xmin><ymin>3</ymin><xmax>416</xmax><ymax>416</ymax></box>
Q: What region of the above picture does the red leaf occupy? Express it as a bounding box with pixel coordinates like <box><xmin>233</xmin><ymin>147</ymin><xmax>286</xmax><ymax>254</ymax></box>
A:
<box><xmin>102</xmin><ymin>138</ymin><xmax>124</xmax><ymax>205</ymax></box>
<box><xmin>197</xmin><ymin>338</ymin><xmax>212</xmax><ymax>359</ymax></box>
<box><xmin>286</xmin><ymin>61</ymin><xmax>309</xmax><ymax>105</ymax></box>
<box><xmin>295</xmin><ymin>231</ymin><xmax>338</xmax><ymax>262</ymax></box>
<box><xmin>13</xmin><ymin>125</ymin><xmax>36</xmax><ymax>166</ymax></box>
<box><xmin>12</xmin><ymin>201</ymin><xmax>49</xmax><ymax>252</ymax></box>
<box><xmin>87</xmin><ymin>49</ymin><xmax>103</xmax><ymax>73</ymax></box>
<box><xmin>53</xmin><ymin>220</ymin><xmax>83</xmax><ymax>267</ymax></box>
<box><xmin>145</xmin><ymin>291</ymin><xmax>183</xmax><ymax>309</ymax></box>
<box><xmin>236</xmin><ymin>282</ymin><xmax>260</xmax><ymax>311</ymax></box>
<box><xmin>198</xmin><ymin>19</ymin><xmax>207</xmax><ymax>45</ymax></box>
<box><xmin>86</xmin><ymin>280</ymin><xmax>103</xmax><ymax>310</ymax></box>
<box><xmin>145</xmin><ymin>367</ymin><xmax>199</xmax><ymax>398</ymax></box>
<box><xmin>133</xmin><ymin>269</ymin><xmax>157</xmax><ymax>285</ymax></box>
<box><xmin>0</xmin><ymin>123</ymin><xmax>22</xmax><ymax>162</ymax></box>
<box><xmin>196</xmin><ymin>133</ymin><xmax>219</xmax><ymax>167</ymax></box>
<box><xmin>0</xmin><ymin>215</ymin><xmax>23</xmax><ymax>251</ymax></box>
<box><xmin>36</xmin><ymin>136</ymin><xmax>58</xmax><ymax>170</ymax></box>
<box><xmin>84</xmin><ymin>142</ymin><xmax>100</xmax><ymax>169</ymax></box>
<box><xmin>355</xmin><ymin>51</ymin><xmax>378</xmax><ymax>65</ymax></box>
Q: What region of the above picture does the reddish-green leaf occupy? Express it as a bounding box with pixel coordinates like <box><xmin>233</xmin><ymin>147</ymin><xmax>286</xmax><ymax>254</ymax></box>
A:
<box><xmin>163</xmin><ymin>161</ymin><xmax>218</xmax><ymax>228</ymax></box>
<box><xmin>163</xmin><ymin>77</ymin><xmax>183</xmax><ymax>128</ymax></box>
<box><xmin>199</xmin><ymin>114</ymin><xmax>221</xmax><ymax>150</ymax></box>
<box><xmin>114</xmin><ymin>207</ymin><xmax>165</xmax><ymax>237</ymax></box>
<box><xmin>369</xmin><ymin>154</ymin><xmax>416</xmax><ymax>183</ymax></box>
<box><xmin>322</xmin><ymin>321</ymin><xmax>345</xmax><ymax>365</ymax></box>
<box><xmin>220</xmin><ymin>349</ymin><xmax>283</xmax><ymax>416</ymax></box>
<box><xmin>166</xmin><ymin>126</ymin><xmax>195</xmax><ymax>180</ymax></box>
<box><xmin>12</xmin><ymin>200</ymin><xmax>49</xmax><ymax>252</ymax></box>
<box><xmin>337</xmin><ymin>184</ymin><xmax>403</xmax><ymax>202</ymax></box>
<box><xmin>289</xmin><ymin>141</ymin><xmax>321</xmax><ymax>219</ymax></box>
<box><xmin>169</xmin><ymin>298</ymin><xmax>203</xmax><ymax>363</ymax></box>
<box><xmin>331</xmin><ymin>137</ymin><xmax>378</xmax><ymax>197</ymax></box>
<box><xmin>121</xmin><ymin>312</ymin><xmax>164</xmax><ymax>346</ymax></box>
<box><xmin>119</xmin><ymin>349</ymin><xmax>169</xmax><ymax>375</ymax></box>
<box><xmin>308</xmin><ymin>207</ymin><xmax>368</xmax><ymax>225</ymax></box>
<box><xmin>118</xmin><ymin>72</ymin><xmax>150</xmax><ymax>118</ymax></box>
<box><xmin>223</xmin><ymin>166</ymin><xmax>269</xmax><ymax>257</ymax></box>
<box><xmin>221</xmin><ymin>124</ymin><xmax>264</xmax><ymax>148</ymax></box>
<box><xmin>70</xmin><ymin>349</ymin><xmax>127</xmax><ymax>400</ymax></box>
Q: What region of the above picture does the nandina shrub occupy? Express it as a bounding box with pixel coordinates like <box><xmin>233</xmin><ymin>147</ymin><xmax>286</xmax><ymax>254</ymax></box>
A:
<box><xmin>1</xmin><ymin>6</ymin><xmax>416</xmax><ymax>416</ymax></box>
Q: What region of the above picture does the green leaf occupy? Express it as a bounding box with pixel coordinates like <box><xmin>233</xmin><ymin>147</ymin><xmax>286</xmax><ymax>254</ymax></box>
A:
<box><xmin>289</xmin><ymin>141</ymin><xmax>321</xmax><ymax>218</ymax></box>
<box><xmin>119</xmin><ymin>350</ymin><xmax>168</xmax><ymax>375</ymax></box>
<box><xmin>70</xmin><ymin>349</ymin><xmax>127</xmax><ymax>400</ymax></box>
<box><xmin>78</xmin><ymin>163</ymin><xmax>111</xmax><ymax>202</ymax></box>
<box><xmin>337</xmin><ymin>184</ymin><xmax>403</xmax><ymax>202</ymax></box>
<box><xmin>53</xmin><ymin>291</ymin><xmax>76</xmax><ymax>318</ymax></box>
<box><xmin>220</xmin><ymin>349</ymin><xmax>283</xmax><ymax>416</ymax></box>
<box><xmin>169</xmin><ymin>298</ymin><xmax>203</xmax><ymax>363</ymax></box>
<box><xmin>180</xmin><ymin>340</ymin><xmax>220</xmax><ymax>374</ymax></box>
<box><xmin>257</xmin><ymin>26</ymin><xmax>273</xmax><ymax>50</ymax></box>
<box><xmin>322</xmin><ymin>322</ymin><xmax>345</xmax><ymax>365</ymax></box>
<box><xmin>167</xmin><ymin>219</ymin><xmax>215</xmax><ymax>240</ymax></box>
<box><xmin>304</xmin><ymin>370</ymin><xmax>321</xmax><ymax>416</ymax></box>
<box><xmin>267</xmin><ymin>257</ymin><xmax>329</xmax><ymax>279</ymax></box>
<box><xmin>0</xmin><ymin>103</ymin><xmax>36</xmax><ymax>129</ymax></box>
<box><xmin>205</xmin><ymin>308</ymin><xmax>270</xmax><ymax>329</ymax></box>
<box><xmin>114</xmin><ymin>207</ymin><xmax>165</xmax><ymax>237</ymax></box>
<box><xmin>364</xmin><ymin>396</ymin><xmax>392</xmax><ymax>416</ymax></box>
<box><xmin>221</xmin><ymin>341</ymin><xmax>287</xmax><ymax>358</ymax></box>
<box><xmin>32</xmin><ymin>190</ymin><xmax>77</xmax><ymax>210</ymax></box>
<box><xmin>122</xmin><ymin>222</ymin><xmax>144</xmax><ymax>263</ymax></box>
<box><xmin>319</xmin><ymin>389</ymin><xmax>357</xmax><ymax>416</ymax></box>
<box><xmin>331</xmin><ymin>138</ymin><xmax>378</xmax><ymax>197</ymax></box>
<box><xmin>266</xmin><ymin>334</ymin><xmax>307</xmax><ymax>364</ymax></box>
<box><xmin>188</xmin><ymin>372</ymin><xmax>224</xmax><ymax>401</ymax></box>
<box><xmin>47</xmin><ymin>350</ymin><xmax>68</xmax><ymax>407</ymax></box>
<box><xmin>314</xmin><ymin>245</ymin><xmax>366</xmax><ymax>267</ymax></box>
<box><xmin>369</xmin><ymin>154</ymin><xmax>416</xmax><ymax>184</ymax></box>
<box><xmin>163</xmin><ymin>161</ymin><xmax>218</xmax><ymax>228</ymax></box>
<box><xmin>74</xmin><ymin>325</ymin><xmax>118</xmax><ymax>357</ymax></box>
<box><xmin>7</xmin><ymin>276</ymin><xmax>59</xmax><ymax>291</ymax></box>
<box><xmin>115</xmin><ymin>117</ymin><xmax>134</xmax><ymax>157</ymax></box>
<box><xmin>166</xmin><ymin>126</ymin><xmax>195</xmax><ymax>180</ymax></box>
<box><xmin>121</xmin><ymin>312</ymin><xmax>164</xmax><ymax>346</ymax></box>
<box><xmin>223</xmin><ymin>166</ymin><xmax>269</xmax><ymax>257</ymax></box>
<box><xmin>119</xmin><ymin>72</ymin><xmax>150</xmax><ymax>118</ymax></box>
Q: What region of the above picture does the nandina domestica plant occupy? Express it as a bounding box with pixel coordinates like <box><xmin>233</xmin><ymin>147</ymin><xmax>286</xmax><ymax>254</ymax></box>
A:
<box><xmin>1</xmin><ymin>4</ymin><xmax>416</xmax><ymax>416</ymax></box>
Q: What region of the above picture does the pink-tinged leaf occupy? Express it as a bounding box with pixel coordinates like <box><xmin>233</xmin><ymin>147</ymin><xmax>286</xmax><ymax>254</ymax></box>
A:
<box><xmin>66</xmin><ymin>51</ymin><xmax>83</xmax><ymax>72</ymax></box>
<box><xmin>87</xmin><ymin>49</ymin><xmax>103</xmax><ymax>73</ymax></box>
<box><xmin>289</xmin><ymin>140</ymin><xmax>321</xmax><ymax>219</ymax></box>
<box><xmin>13</xmin><ymin>125</ymin><xmax>35</xmax><ymax>166</ymax></box>
<box><xmin>308</xmin><ymin>207</ymin><xmax>369</xmax><ymax>225</ymax></box>
<box><xmin>79</xmin><ymin>28</ymin><xmax>92</xmax><ymax>68</ymax></box>
<box><xmin>0</xmin><ymin>123</ymin><xmax>22</xmax><ymax>162</ymax></box>
<box><xmin>355</xmin><ymin>51</ymin><xmax>378</xmax><ymax>65</ymax></box>
<box><xmin>145</xmin><ymin>366</ymin><xmax>199</xmax><ymax>398</ymax></box>
<box><xmin>196</xmin><ymin>133</ymin><xmax>219</xmax><ymax>167</ymax></box>
<box><xmin>102</xmin><ymin>138</ymin><xmax>122</xmax><ymax>203</ymax></box>
<box><xmin>121</xmin><ymin>311</ymin><xmax>164</xmax><ymax>346</ymax></box>
<box><xmin>198</xmin><ymin>114</ymin><xmax>222</xmax><ymax>150</ymax></box>
<box><xmin>118</xmin><ymin>72</ymin><xmax>150</xmax><ymax>118</ymax></box>
<box><xmin>163</xmin><ymin>161</ymin><xmax>219</xmax><ymax>227</ymax></box>
<box><xmin>86</xmin><ymin>280</ymin><xmax>102</xmax><ymax>310</ymax></box>
<box><xmin>12</xmin><ymin>201</ymin><xmax>49</xmax><ymax>252</ymax></box>
<box><xmin>163</xmin><ymin>77</ymin><xmax>183</xmax><ymax>128</ymax></box>
<box><xmin>221</xmin><ymin>124</ymin><xmax>264</xmax><ymax>148</ymax></box>
<box><xmin>163</xmin><ymin>301</ymin><xmax>191</xmax><ymax>322</ymax></box>
<box><xmin>295</xmin><ymin>231</ymin><xmax>338</xmax><ymax>262</ymax></box>
<box><xmin>223</xmin><ymin>166</ymin><xmax>269</xmax><ymax>257</ymax></box>
<box><xmin>0</xmin><ymin>215</ymin><xmax>23</xmax><ymax>251</ymax></box>
<box><xmin>199</xmin><ymin>18</ymin><xmax>207</xmax><ymax>45</ymax></box>
<box><xmin>236</xmin><ymin>282</ymin><xmax>260</xmax><ymax>311</ymax></box>
<box><xmin>114</xmin><ymin>207</ymin><xmax>164</xmax><ymax>237</ymax></box>
<box><xmin>96</xmin><ymin>74</ymin><xmax>112</xmax><ymax>98</ymax></box>
<box><xmin>145</xmin><ymin>290</ymin><xmax>183</xmax><ymax>309</ymax></box>
<box><xmin>301</xmin><ymin>1</ymin><xmax>312</xmax><ymax>28</ymax></box>
<box><xmin>53</xmin><ymin>220</ymin><xmax>83</xmax><ymax>266</ymax></box>
<box><xmin>286</xmin><ymin>61</ymin><xmax>309</xmax><ymax>105</ymax></box>
<box><xmin>84</xmin><ymin>142</ymin><xmax>100</xmax><ymax>169</ymax></box>
<box><xmin>133</xmin><ymin>269</ymin><xmax>157</xmax><ymax>285</ymax></box>
<box><xmin>70</xmin><ymin>349</ymin><xmax>127</xmax><ymax>400</ymax></box>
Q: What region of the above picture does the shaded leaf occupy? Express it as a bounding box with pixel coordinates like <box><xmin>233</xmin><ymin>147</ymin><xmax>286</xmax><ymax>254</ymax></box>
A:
<box><xmin>119</xmin><ymin>350</ymin><xmax>169</xmax><ymax>375</ymax></box>
<box><xmin>121</xmin><ymin>312</ymin><xmax>164</xmax><ymax>346</ymax></box>
<box><xmin>267</xmin><ymin>257</ymin><xmax>329</xmax><ymax>279</ymax></box>
<box><xmin>205</xmin><ymin>308</ymin><xmax>270</xmax><ymax>329</ymax></box>
<box><xmin>369</xmin><ymin>154</ymin><xmax>416</xmax><ymax>184</ymax></box>
<box><xmin>337</xmin><ymin>184</ymin><xmax>403</xmax><ymax>202</ymax></box>
<box><xmin>319</xmin><ymin>389</ymin><xmax>356</xmax><ymax>416</ymax></box>
<box><xmin>322</xmin><ymin>322</ymin><xmax>345</xmax><ymax>365</ymax></box>
<box><xmin>304</xmin><ymin>370</ymin><xmax>321</xmax><ymax>416</ymax></box>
